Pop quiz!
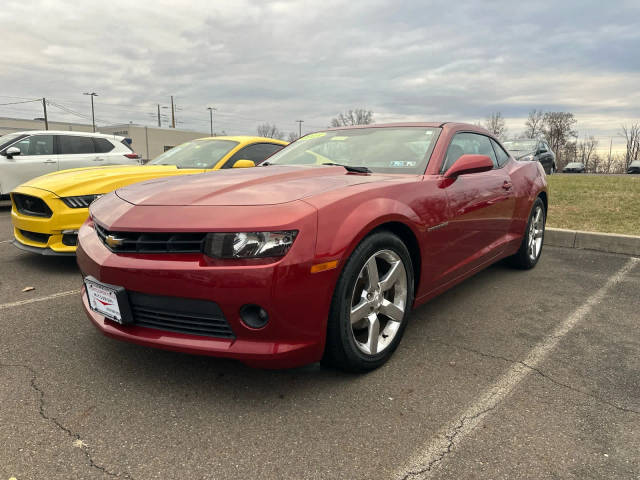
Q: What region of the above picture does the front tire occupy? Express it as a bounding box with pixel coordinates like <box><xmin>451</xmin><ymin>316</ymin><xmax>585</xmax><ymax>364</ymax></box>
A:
<box><xmin>322</xmin><ymin>231</ymin><xmax>414</xmax><ymax>372</ymax></box>
<box><xmin>507</xmin><ymin>197</ymin><xmax>546</xmax><ymax>269</ymax></box>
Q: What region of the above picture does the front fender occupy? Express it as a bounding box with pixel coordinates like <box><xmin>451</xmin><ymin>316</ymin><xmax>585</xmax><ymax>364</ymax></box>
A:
<box><xmin>314</xmin><ymin>196</ymin><xmax>423</xmax><ymax>264</ymax></box>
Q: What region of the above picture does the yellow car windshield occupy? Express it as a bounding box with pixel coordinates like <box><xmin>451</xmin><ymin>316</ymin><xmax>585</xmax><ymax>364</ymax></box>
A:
<box><xmin>148</xmin><ymin>139</ymin><xmax>239</xmax><ymax>169</ymax></box>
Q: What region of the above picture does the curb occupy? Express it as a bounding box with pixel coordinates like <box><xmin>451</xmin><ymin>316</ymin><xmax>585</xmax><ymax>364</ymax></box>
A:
<box><xmin>545</xmin><ymin>228</ymin><xmax>640</xmax><ymax>256</ymax></box>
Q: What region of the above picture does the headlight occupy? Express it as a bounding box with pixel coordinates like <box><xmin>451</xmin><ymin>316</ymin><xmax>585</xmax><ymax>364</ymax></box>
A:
<box><xmin>520</xmin><ymin>154</ymin><xmax>534</xmax><ymax>162</ymax></box>
<box><xmin>61</xmin><ymin>194</ymin><xmax>102</xmax><ymax>208</ymax></box>
<box><xmin>204</xmin><ymin>231</ymin><xmax>298</xmax><ymax>258</ymax></box>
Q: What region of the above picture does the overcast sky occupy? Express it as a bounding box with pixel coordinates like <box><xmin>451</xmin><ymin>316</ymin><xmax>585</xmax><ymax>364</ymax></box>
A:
<box><xmin>1</xmin><ymin>0</ymin><xmax>639</xmax><ymax>149</ymax></box>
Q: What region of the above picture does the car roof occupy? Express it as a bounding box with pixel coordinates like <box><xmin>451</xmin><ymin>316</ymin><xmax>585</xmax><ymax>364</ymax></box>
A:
<box><xmin>5</xmin><ymin>130</ymin><xmax>125</xmax><ymax>140</ymax></box>
<box><xmin>321</xmin><ymin>122</ymin><xmax>492</xmax><ymax>134</ymax></box>
<box><xmin>192</xmin><ymin>136</ymin><xmax>288</xmax><ymax>145</ymax></box>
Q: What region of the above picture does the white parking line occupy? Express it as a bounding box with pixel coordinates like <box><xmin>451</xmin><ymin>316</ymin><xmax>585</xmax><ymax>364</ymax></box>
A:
<box><xmin>397</xmin><ymin>256</ymin><xmax>639</xmax><ymax>479</ymax></box>
<box><xmin>0</xmin><ymin>239</ymin><xmax>11</xmax><ymax>244</ymax></box>
<box><xmin>0</xmin><ymin>289</ymin><xmax>81</xmax><ymax>310</ymax></box>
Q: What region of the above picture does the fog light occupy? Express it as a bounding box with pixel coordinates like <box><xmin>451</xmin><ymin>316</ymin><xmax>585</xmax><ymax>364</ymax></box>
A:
<box><xmin>239</xmin><ymin>304</ymin><xmax>269</xmax><ymax>329</ymax></box>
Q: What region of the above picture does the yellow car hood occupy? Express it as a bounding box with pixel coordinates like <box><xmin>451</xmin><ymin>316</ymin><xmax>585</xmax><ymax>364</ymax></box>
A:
<box><xmin>21</xmin><ymin>165</ymin><xmax>206</xmax><ymax>197</ymax></box>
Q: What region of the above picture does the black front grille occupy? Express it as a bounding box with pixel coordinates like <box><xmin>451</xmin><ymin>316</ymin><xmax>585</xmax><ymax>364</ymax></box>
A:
<box><xmin>20</xmin><ymin>229</ymin><xmax>50</xmax><ymax>244</ymax></box>
<box><xmin>128</xmin><ymin>291</ymin><xmax>234</xmax><ymax>338</ymax></box>
<box><xmin>12</xmin><ymin>194</ymin><xmax>52</xmax><ymax>218</ymax></box>
<box><xmin>95</xmin><ymin>223</ymin><xmax>207</xmax><ymax>253</ymax></box>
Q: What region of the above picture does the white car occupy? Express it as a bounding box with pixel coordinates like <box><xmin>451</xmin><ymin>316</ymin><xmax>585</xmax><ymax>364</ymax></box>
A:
<box><xmin>0</xmin><ymin>130</ymin><xmax>141</xmax><ymax>199</ymax></box>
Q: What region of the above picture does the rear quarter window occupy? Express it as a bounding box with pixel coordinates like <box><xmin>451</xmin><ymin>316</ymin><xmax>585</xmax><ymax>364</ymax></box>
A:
<box><xmin>94</xmin><ymin>138</ymin><xmax>115</xmax><ymax>153</ymax></box>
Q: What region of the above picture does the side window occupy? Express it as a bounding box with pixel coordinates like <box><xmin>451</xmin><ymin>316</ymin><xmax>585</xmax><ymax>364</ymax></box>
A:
<box><xmin>538</xmin><ymin>142</ymin><xmax>548</xmax><ymax>153</ymax></box>
<box><xmin>93</xmin><ymin>138</ymin><xmax>115</xmax><ymax>153</ymax></box>
<box><xmin>223</xmin><ymin>143</ymin><xmax>284</xmax><ymax>168</ymax></box>
<box><xmin>490</xmin><ymin>139</ymin><xmax>510</xmax><ymax>167</ymax></box>
<box><xmin>59</xmin><ymin>136</ymin><xmax>96</xmax><ymax>155</ymax></box>
<box><xmin>442</xmin><ymin>132</ymin><xmax>498</xmax><ymax>172</ymax></box>
<box><xmin>12</xmin><ymin>135</ymin><xmax>54</xmax><ymax>156</ymax></box>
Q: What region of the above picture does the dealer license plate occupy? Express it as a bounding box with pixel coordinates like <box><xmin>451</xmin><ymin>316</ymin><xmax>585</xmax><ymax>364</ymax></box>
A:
<box><xmin>85</xmin><ymin>278</ymin><xmax>124</xmax><ymax>324</ymax></box>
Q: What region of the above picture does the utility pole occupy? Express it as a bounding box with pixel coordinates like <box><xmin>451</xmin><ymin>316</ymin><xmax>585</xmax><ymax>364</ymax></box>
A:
<box><xmin>170</xmin><ymin>96</ymin><xmax>176</xmax><ymax>128</ymax></box>
<box><xmin>83</xmin><ymin>92</ymin><xmax>98</xmax><ymax>132</ymax></box>
<box><xmin>42</xmin><ymin>98</ymin><xmax>49</xmax><ymax>130</ymax></box>
<box><xmin>207</xmin><ymin>107</ymin><xmax>217</xmax><ymax>136</ymax></box>
<box><xmin>296</xmin><ymin>119</ymin><xmax>304</xmax><ymax>138</ymax></box>
<box><xmin>608</xmin><ymin>136</ymin><xmax>613</xmax><ymax>164</ymax></box>
<box><xmin>157</xmin><ymin>104</ymin><xmax>161</xmax><ymax>127</ymax></box>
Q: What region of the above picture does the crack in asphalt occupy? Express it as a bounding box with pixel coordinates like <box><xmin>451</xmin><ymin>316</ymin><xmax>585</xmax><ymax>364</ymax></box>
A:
<box><xmin>429</xmin><ymin>339</ymin><xmax>640</xmax><ymax>416</ymax></box>
<box><xmin>400</xmin><ymin>338</ymin><xmax>640</xmax><ymax>480</ymax></box>
<box><xmin>0</xmin><ymin>362</ymin><xmax>135</xmax><ymax>479</ymax></box>
<box><xmin>399</xmin><ymin>403</ymin><xmax>498</xmax><ymax>480</ymax></box>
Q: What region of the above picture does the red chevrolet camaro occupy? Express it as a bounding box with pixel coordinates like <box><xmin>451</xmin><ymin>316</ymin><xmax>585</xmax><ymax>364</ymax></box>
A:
<box><xmin>77</xmin><ymin>123</ymin><xmax>548</xmax><ymax>371</ymax></box>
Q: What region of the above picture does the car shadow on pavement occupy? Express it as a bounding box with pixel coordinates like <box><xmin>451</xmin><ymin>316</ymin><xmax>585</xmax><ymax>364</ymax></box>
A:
<box><xmin>12</xmin><ymin>251</ymin><xmax>79</xmax><ymax>274</ymax></box>
<box><xmin>79</xmin><ymin>260</ymin><xmax>522</xmax><ymax>402</ymax></box>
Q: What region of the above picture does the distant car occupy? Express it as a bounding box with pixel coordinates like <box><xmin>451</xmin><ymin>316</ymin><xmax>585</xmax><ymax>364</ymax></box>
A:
<box><xmin>627</xmin><ymin>161</ymin><xmax>640</xmax><ymax>174</ymax></box>
<box><xmin>0</xmin><ymin>130</ymin><xmax>140</xmax><ymax>200</ymax></box>
<box><xmin>503</xmin><ymin>139</ymin><xmax>556</xmax><ymax>174</ymax></box>
<box><xmin>10</xmin><ymin>136</ymin><xmax>287</xmax><ymax>255</ymax></box>
<box><xmin>563</xmin><ymin>162</ymin><xmax>585</xmax><ymax>173</ymax></box>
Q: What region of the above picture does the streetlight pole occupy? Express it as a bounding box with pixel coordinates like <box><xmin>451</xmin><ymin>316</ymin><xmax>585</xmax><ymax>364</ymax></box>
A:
<box><xmin>207</xmin><ymin>107</ymin><xmax>217</xmax><ymax>136</ymax></box>
<box><xmin>83</xmin><ymin>92</ymin><xmax>98</xmax><ymax>132</ymax></box>
<box><xmin>296</xmin><ymin>119</ymin><xmax>304</xmax><ymax>138</ymax></box>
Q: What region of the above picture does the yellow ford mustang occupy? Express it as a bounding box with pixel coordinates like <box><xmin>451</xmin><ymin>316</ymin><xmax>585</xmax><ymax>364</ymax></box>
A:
<box><xmin>11</xmin><ymin>136</ymin><xmax>287</xmax><ymax>255</ymax></box>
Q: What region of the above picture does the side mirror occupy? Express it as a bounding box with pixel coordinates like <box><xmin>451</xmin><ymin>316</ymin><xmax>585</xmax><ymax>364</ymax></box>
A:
<box><xmin>5</xmin><ymin>146</ymin><xmax>21</xmax><ymax>159</ymax></box>
<box><xmin>445</xmin><ymin>154</ymin><xmax>493</xmax><ymax>178</ymax></box>
<box><xmin>232</xmin><ymin>159</ymin><xmax>255</xmax><ymax>169</ymax></box>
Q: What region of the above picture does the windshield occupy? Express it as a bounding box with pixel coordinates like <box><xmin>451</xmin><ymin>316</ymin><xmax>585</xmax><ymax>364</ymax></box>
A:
<box><xmin>0</xmin><ymin>133</ymin><xmax>27</xmax><ymax>152</ymax></box>
<box><xmin>503</xmin><ymin>140</ymin><xmax>537</xmax><ymax>151</ymax></box>
<box><xmin>148</xmin><ymin>139</ymin><xmax>239</xmax><ymax>169</ymax></box>
<box><xmin>266</xmin><ymin>127</ymin><xmax>440</xmax><ymax>174</ymax></box>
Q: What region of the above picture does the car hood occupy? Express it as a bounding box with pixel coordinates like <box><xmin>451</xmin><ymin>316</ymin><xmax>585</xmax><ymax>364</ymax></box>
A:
<box><xmin>115</xmin><ymin>165</ymin><xmax>400</xmax><ymax>206</ymax></box>
<box><xmin>21</xmin><ymin>165</ymin><xmax>205</xmax><ymax>197</ymax></box>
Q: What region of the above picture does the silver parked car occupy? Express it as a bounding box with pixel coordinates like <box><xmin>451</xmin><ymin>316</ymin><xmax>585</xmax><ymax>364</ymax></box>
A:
<box><xmin>563</xmin><ymin>162</ymin><xmax>585</xmax><ymax>173</ymax></box>
<box><xmin>0</xmin><ymin>130</ymin><xmax>140</xmax><ymax>199</ymax></box>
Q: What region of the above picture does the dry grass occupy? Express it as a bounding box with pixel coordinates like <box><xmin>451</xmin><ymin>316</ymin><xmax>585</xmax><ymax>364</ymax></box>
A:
<box><xmin>546</xmin><ymin>174</ymin><xmax>640</xmax><ymax>236</ymax></box>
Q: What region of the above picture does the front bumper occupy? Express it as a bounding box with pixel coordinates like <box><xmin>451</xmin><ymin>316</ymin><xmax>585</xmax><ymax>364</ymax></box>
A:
<box><xmin>76</xmin><ymin>209</ymin><xmax>339</xmax><ymax>369</ymax></box>
<box><xmin>11</xmin><ymin>186</ymin><xmax>89</xmax><ymax>254</ymax></box>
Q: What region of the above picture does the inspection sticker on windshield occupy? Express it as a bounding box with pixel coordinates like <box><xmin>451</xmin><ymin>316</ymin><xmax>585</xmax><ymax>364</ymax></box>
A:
<box><xmin>390</xmin><ymin>161</ymin><xmax>416</xmax><ymax>167</ymax></box>
<box><xmin>85</xmin><ymin>278</ymin><xmax>123</xmax><ymax>324</ymax></box>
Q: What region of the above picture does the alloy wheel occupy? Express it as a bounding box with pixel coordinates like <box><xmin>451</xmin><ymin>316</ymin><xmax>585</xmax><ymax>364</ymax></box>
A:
<box><xmin>349</xmin><ymin>249</ymin><xmax>407</xmax><ymax>355</ymax></box>
<box><xmin>528</xmin><ymin>205</ymin><xmax>544</xmax><ymax>261</ymax></box>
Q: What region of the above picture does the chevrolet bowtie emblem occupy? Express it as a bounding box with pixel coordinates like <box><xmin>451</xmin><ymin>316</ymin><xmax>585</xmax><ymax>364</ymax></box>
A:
<box><xmin>105</xmin><ymin>234</ymin><xmax>125</xmax><ymax>248</ymax></box>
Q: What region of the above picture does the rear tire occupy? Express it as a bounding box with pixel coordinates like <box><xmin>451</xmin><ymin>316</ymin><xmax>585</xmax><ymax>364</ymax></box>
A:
<box><xmin>507</xmin><ymin>197</ymin><xmax>546</xmax><ymax>270</ymax></box>
<box><xmin>322</xmin><ymin>231</ymin><xmax>414</xmax><ymax>372</ymax></box>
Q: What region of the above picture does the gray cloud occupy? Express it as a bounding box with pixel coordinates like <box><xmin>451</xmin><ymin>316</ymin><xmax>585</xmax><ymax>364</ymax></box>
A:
<box><xmin>1</xmin><ymin>0</ymin><xmax>639</xmax><ymax>147</ymax></box>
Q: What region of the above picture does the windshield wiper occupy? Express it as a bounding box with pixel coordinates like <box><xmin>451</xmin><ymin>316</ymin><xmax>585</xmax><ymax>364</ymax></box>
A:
<box><xmin>322</xmin><ymin>162</ymin><xmax>371</xmax><ymax>173</ymax></box>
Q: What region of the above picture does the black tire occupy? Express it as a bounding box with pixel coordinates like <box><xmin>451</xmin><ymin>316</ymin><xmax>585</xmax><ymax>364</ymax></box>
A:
<box><xmin>507</xmin><ymin>197</ymin><xmax>546</xmax><ymax>270</ymax></box>
<box><xmin>322</xmin><ymin>231</ymin><xmax>414</xmax><ymax>372</ymax></box>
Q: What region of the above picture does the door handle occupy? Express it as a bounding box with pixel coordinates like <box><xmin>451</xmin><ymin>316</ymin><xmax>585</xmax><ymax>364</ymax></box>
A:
<box><xmin>93</xmin><ymin>157</ymin><xmax>105</xmax><ymax>161</ymax></box>
<box><xmin>502</xmin><ymin>181</ymin><xmax>513</xmax><ymax>190</ymax></box>
<box><xmin>43</xmin><ymin>160</ymin><xmax>56</xmax><ymax>164</ymax></box>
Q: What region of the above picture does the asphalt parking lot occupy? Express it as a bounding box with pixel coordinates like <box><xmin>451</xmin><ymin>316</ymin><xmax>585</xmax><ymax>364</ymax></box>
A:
<box><xmin>1</xmin><ymin>205</ymin><xmax>639</xmax><ymax>480</ymax></box>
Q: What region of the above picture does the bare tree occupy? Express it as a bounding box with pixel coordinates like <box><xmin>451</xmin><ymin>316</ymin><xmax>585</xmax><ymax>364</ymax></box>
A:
<box><xmin>524</xmin><ymin>109</ymin><xmax>544</xmax><ymax>139</ymax></box>
<box><xmin>257</xmin><ymin>123</ymin><xmax>284</xmax><ymax>139</ymax></box>
<box><xmin>620</xmin><ymin>123</ymin><xmax>640</xmax><ymax>169</ymax></box>
<box><xmin>576</xmin><ymin>136</ymin><xmax>599</xmax><ymax>172</ymax></box>
<box><xmin>330</xmin><ymin>108</ymin><xmax>373</xmax><ymax>127</ymax></box>
<box><xmin>542</xmin><ymin>112</ymin><xmax>577</xmax><ymax>168</ymax></box>
<box><xmin>484</xmin><ymin>112</ymin><xmax>508</xmax><ymax>140</ymax></box>
<box><xmin>287</xmin><ymin>132</ymin><xmax>300</xmax><ymax>143</ymax></box>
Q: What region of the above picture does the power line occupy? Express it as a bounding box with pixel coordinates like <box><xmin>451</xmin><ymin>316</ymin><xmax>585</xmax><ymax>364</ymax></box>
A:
<box><xmin>0</xmin><ymin>99</ymin><xmax>41</xmax><ymax>106</ymax></box>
